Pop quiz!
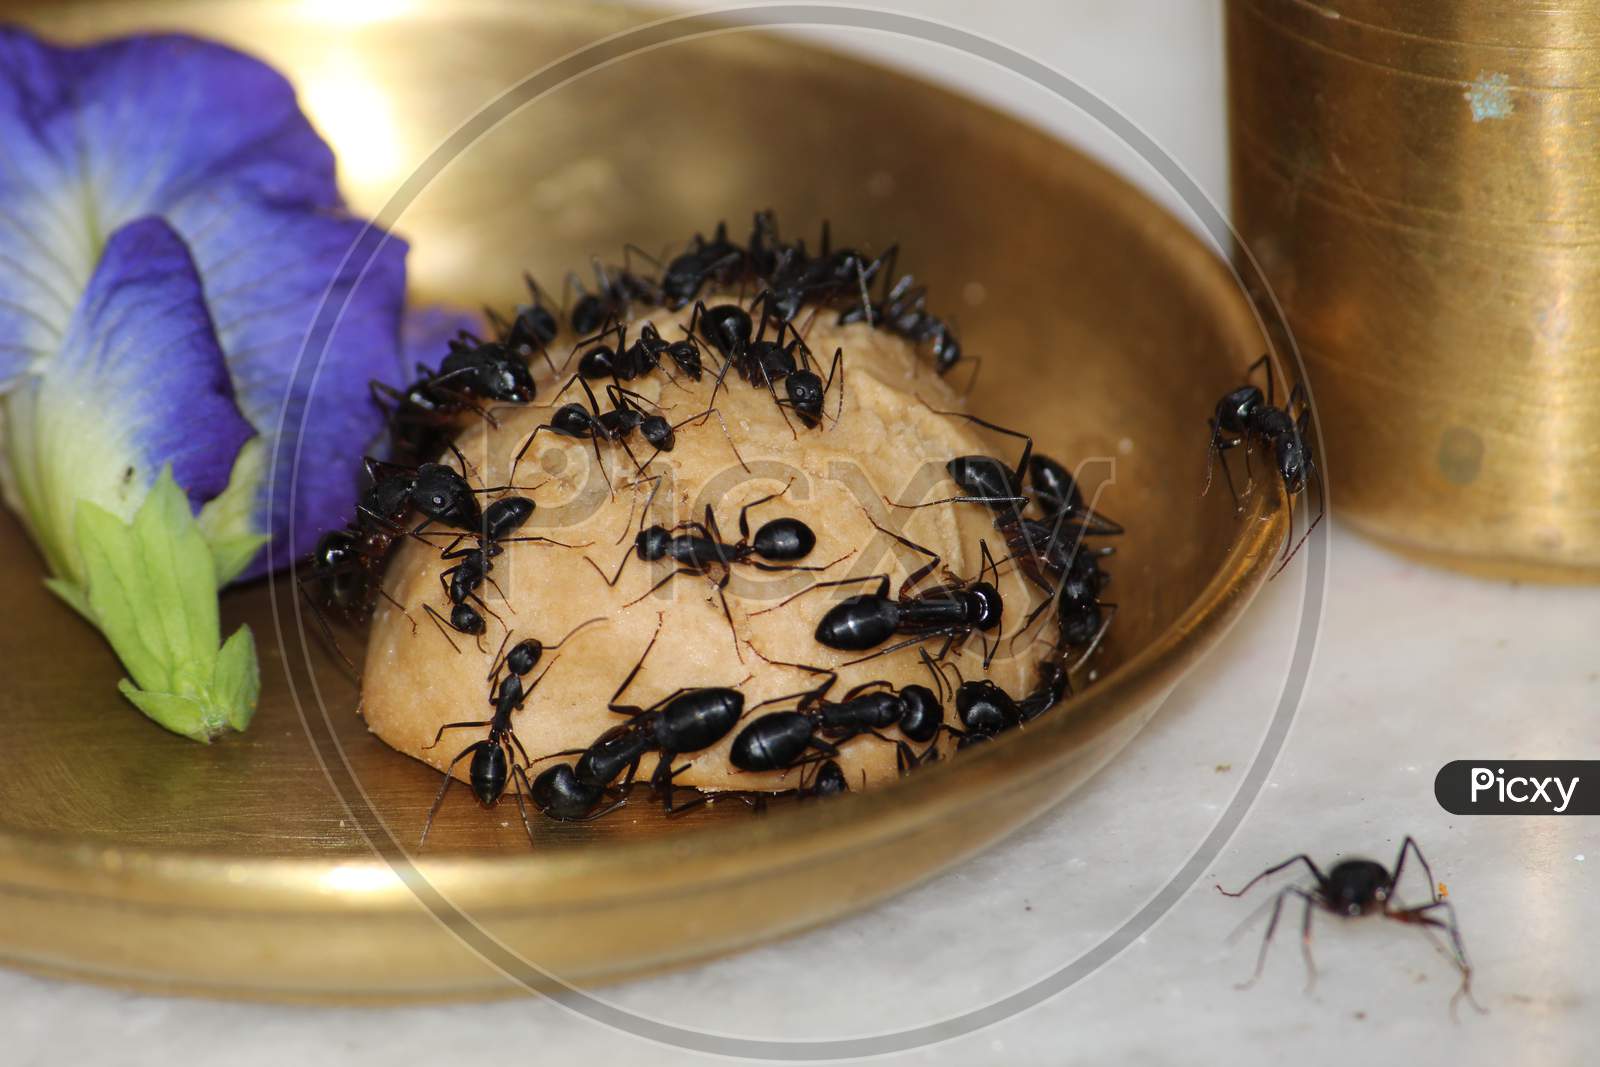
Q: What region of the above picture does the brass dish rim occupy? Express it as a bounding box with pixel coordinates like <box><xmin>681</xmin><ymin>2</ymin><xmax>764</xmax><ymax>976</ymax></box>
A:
<box><xmin>0</xmin><ymin>488</ymin><xmax>1284</xmax><ymax>915</ymax></box>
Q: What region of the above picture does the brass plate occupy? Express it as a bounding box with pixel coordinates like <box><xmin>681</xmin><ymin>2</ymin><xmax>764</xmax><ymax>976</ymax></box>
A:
<box><xmin>0</xmin><ymin>1</ymin><xmax>1284</xmax><ymax>1000</ymax></box>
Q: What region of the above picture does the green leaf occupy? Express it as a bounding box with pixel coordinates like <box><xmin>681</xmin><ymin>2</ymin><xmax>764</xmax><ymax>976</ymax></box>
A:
<box><xmin>213</xmin><ymin>625</ymin><xmax>260</xmax><ymax>733</ymax></box>
<box><xmin>67</xmin><ymin>466</ymin><xmax>259</xmax><ymax>742</ymax></box>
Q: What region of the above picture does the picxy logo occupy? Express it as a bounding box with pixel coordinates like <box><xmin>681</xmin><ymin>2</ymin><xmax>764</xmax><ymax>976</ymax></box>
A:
<box><xmin>1436</xmin><ymin>760</ymin><xmax>1596</xmax><ymax>815</ymax></box>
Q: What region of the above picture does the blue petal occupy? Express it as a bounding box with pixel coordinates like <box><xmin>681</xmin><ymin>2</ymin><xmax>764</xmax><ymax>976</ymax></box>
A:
<box><xmin>6</xmin><ymin>217</ymin><xmax>254</xmax><ymax>580</ymax></box>
<box><xmin>0</xmin><ymin>30</ymin><xmax>341</xmax><ymax>390</ymax></box>
<box><xmin>50</xmin><ymin>217</ymin><xmax>253</xmax><ymax>505</ymax></box>
<box><xmin>175</xmin><ymin>198</ymin><xmax>409</xmax><ymax>576</ymax></box>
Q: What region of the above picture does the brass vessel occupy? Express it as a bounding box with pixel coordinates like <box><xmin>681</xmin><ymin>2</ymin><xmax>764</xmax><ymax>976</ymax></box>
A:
<box><xmin>0</xmin><ymin>1</ymin><xmax>1284</xmax><ymax>999</ymax></box>
<box><xmin>1229</xmin><ymin>0</ymin><xmax>1600</xmax><ymax>579</ymax></box>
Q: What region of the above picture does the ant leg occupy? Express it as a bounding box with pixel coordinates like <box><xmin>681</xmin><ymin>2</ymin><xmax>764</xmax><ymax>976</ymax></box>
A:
<box><xmin>615</xmin><ymin>474</ymin><xmax>663</xmax><ymax>545</ymax></box>
<box><xmin>840</xmin><ymin>630</ymin><xmax>959</xmax><ymax>669</ymax></box>
<box><xmin>1068</xmin><ymin>603</ymin><xmax>1118</xmax><ymax>672</ymax></box>
<box><xmin>296</xmin><ymin>576</ymin><xmax>360</xmax><ymax>674</ymax></box>
<box><xmin>547</xmin><ymin>615</ymin><xmax>608</xmax><ymax>650</ymax></box>
<box><xmin>1299</xmin><ymin>890</ymin><xmax>1319</xmax><ymax>994</ymax></box>
<box><xmin>883</xmin><ymin>493</ymin><xmax>1029</xmax><ymax>511</ymax></box>
<box><xmin>862</xmin><ymin>515</ymin><xmax>942</xmax><ymax>596</ymax></box>
<box><xmin>495</xmin><ymin>534</ymin><xmax>592</xmax><ymax>550</ymax></box>
<box><xmin>624</xmin><ymin>566</ymin><xmax>702</xmax><ymax>608</ymax></box>
<box><xmin>1233</xmin><ymin>885</ymin><xmax>1299</xmax><ymax>990</ymax></box>
<box><xmin>1247</xmin><ymin>352</ymin><xmax>1277</xmax><ymax>407</ymax></box>
<box><xmin>746</xmin><ymin>550</ymin><xmax>854</xmax><ymax>574</ymax></box>
<box><xmin>583</xmin><ymin>546</ymin><xmax>636</xmax><ymax>588</ymax></box>
<box><xmin>422</xmin><ymin>718</ymin><xmax>493</xmax><ymax>750</ymax></box>
<box><xmin>509</xmin><ymin>762</ymin><xmax>540</xmax><ymax>846</ymax></box>
<box><xmin>507</xmin><ymin>425</ymin><xmax>556</xmax><ymax>485</ymax></box>
<box><xmin>958</xmin><ymin>354</ymin><xmax>984</xmax><ymax>398</ymax></box>
<box><xmin>716</xmin><ymin>576</ymin><xmax>745</xmax><ymax>663</ymax></box>
<box><xmin>748</xmin><ymin>573</ymin><xmax>893</xmax><ymax>618</ymax></box>
<box><xmin>1216</xmin><ymin>854</ymin><xmax>1326</xmax><ymax>898</ymax></box>
<box><xmin>376</xmin><ymin>585</ymin><xmax>418</xmax><ymax>634</ymax></box>
<box><xmin>418</xmin><ymin>743</ymin><xmax>479</xmax><ymax>847</ymax></box>
<box><xmin>736</xmin><ymin>484</ymin><xmax>790</xmax><ymax>541</ymax></box>
<box><xmin>607</xmin><ymin>617</ymin><xmax>663</xmax><ymax>711</ymax></box>
<box><xmin>423</xmin><ymin>604</ymin><xmax>463</xmax><ymax>654</ymax></box>
<box><xmin>918</xmin><ymin>400</ymin><xmax>1033</xmax><ymax>476</ymax></box>
<box><xmin>1390</xmin><ymin>835</ymin><xmax>1441</xmax><ymax>905</ymax></box>
<box><xmin>1386</xmin><ymin>901</ymin><xmax>1484</xmax><ymax>1017</ymax></box>
<box><xmin>1270</xmin><ymin>449</ymin><xmax>1326</xmax><ymax>580</ymax></box>
<box><xmin>485</xmin><ymin>630</ymin><xmax>515</xmax><ymax>684</ymax></box>
<box><xmin>707</xmin><ymin>407</ymin><xmax>749</xmax><ymax>472</ymax></box>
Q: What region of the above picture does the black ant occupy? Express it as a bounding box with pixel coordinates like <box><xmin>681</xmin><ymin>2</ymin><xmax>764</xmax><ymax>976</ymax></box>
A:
<box><xmin>944</xmin><ymin>658</ymin><xmax>1070</xmax><ymax>746</ymax></box>
<box><xmin>587</xmin><ymin>485</ymin><xmax>843</xmax><ymax>660</ymax></box>
<box><xmin>528</xmin><ymin>761</ymin><xmax>624</xmax><ymax>822</ymax></box>
<box><xmin>659</xmin><ymin>223</ymin><xmax>747</xmax><ymax>307</ymax></box>
<box><xmin>421</xmin><ymin>496</ymin><xmax>589</xmax><ymax>651</ymax></box>
<box><xmin>563</xmin><ymin>260</ymin><xmax>654</xmax><ymax>335</ymax></box>
<box><xmin>760</xmin><ymin>515</ymin><xmax>1004</xmax><ymax>669</ymax></box>
<box><xmin>416</xmin><ymin>636</ymin><xmax>562</xmax><ymax>847</ymax></box>
<box><xmin>507</xmin><ymin>378</ymin><xmax>668</xmax><ymax>491</ymax></box>
<box><xmin>1205</xmin><ymin>354</ymin><xmax>1325</xmax><ymax>577</ymax></box>
<box><xmin>1217</xmin><ymin>837</ymin><xmax>1482</xmax><ymax>1016</ymax></box>
<box><xmin>486</xmin><ymin>272</ymin><xmax>561</xmax><ymax>359</ymax></box>
<box><xmin>561</xmin><ymin>622</ymin><xmax>760</xmax><ymax>813</ymax></box>
<box><xmin>373</xmin><ymin>336</ymin><xmax>538</xmax><ymax>465</ymax></box>
<box><xmin>727</xmin><ymin>665</ymin><xmax>942</xmax><ymax>774</ymax></box>
<box><xmin>574</xmin><ymin>322</ymin><xmax>703</xmax><ymax>383</ymax></box>
<box><xmin>300</xmin><ymin>447</ymin><xmax>522</xmax><ymax>661</ymax></box>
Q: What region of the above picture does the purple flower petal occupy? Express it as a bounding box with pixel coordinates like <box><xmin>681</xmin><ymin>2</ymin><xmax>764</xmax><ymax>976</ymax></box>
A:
<box><xmin>18</xmin><ymin>216</ymin><xmax>254</xmax><ymax>556</ymax></box>
<box><xmin>0</xmin><ymin>29</ymin><xmax>412</xmax><ymax>580</ymax></box>
<box><xmin>177</xmin><ymin>198</ymin><xmax>408</xmax><ymax>576</ymax></box>
<box><xmin>0</xmin><ymin>31</ymin><xmax>342</xmax><ymax>392</ymax></box>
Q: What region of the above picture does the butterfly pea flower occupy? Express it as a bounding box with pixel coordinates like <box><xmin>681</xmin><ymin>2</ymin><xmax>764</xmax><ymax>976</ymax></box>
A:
<box><xmin>0</xmin><ymin>30</ymin><xmax>411</xmax><ymax>740</ymax></box>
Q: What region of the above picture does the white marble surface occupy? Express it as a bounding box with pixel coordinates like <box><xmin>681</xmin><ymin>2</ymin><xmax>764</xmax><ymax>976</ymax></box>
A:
<box><xmin>6</xmin><ymin>4</ymin><xmax>1597</xmax><ymax>1065</ymax></box>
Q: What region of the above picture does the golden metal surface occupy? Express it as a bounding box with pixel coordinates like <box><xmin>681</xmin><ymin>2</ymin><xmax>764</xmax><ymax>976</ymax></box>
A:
<box><xmin>1229</xmin><ymin>0</ymin><xmax>1600</xmax><ymax>579</ymax></box>
<box><xmin>0</xmin><ymin>0</ymin><xmax>1284</xmax><ymax>1000</ymax></box>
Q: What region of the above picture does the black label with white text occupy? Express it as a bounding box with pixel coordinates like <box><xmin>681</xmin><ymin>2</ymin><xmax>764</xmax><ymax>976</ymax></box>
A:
<box><xmin>1435</xmin><ymin>761</ymin><xmax>1598</xmax><ymax>815</ymax></box>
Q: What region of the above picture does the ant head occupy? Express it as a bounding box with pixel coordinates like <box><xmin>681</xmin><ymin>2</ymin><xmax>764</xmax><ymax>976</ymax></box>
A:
<box><xmin>665</xmin><ymin>339</ymin><xmax>702</xmax><ymax>379</ymax></box>
<box><xmin>1275</xmin><ymin>433</ymin><xmax>1311</xmax><ymax>494</ymax></box>
<box><xmin>641</xmin><ymin>415</ymin><xmax>674</xmax><ymax>451</ymax></box>
<box><xmin>785</xmin><ymin>370</ymin><xmax>824</xmax><ymax>410</ymax></box>
<box><xmin>1217</xmin><ymin>385</ymin><xmax>1263</xmax><ymax>429</ymax></box>
<box><xmin>510</xmin><ymin>304</ymin><xmax>558</xmax><ymax>349</ymax></box>
<box><xmin>413</xmin><ymin>463</ymin><xmax>482</xmax><ymax>529</ymax></box>
<box><xmin>701</xmin><ymin>303</ymin><xmax>753</xmax><ymax>355</ymax></box>
<box><xmin>1057</xmin><ymin>596</ymin><xmax>1102</xmax><ymax>648</ymax></box>
<box><xmin>315</xmin><ymin>529</ymin><xmax>359</xmax><ymax>567</ymax></box>
<box><xmin>531</xmin><ymin>763</ymin><xmax>603</xmax><ymax>820</ymax></box>
<box><xmin>811</xmin><ymin>760</ymin><xmax>849</xmax><ymax>796</ymax></box>
<box><xmin>966</xmin><ymin>582</ymin><xmax>1005</xmax><ymax>631</ymax></box>
<box><xmin>955</xmin><ymin>678</ymin><xmax>1016</xmax><ymax>734</ymax></box>
<box><xmin>896</xmin><ymin>684</ymin><xmax>943</xmax><ymax>742</ymax></box>
<box><xmin>636</xmin><ymin>525</ymin><xmax>672</xmax><ymax>560</ymax></box>
<box><xmin>478</xmin><ymin>349</ymin><xmax>536</xmax><ymax>403</ymax></box>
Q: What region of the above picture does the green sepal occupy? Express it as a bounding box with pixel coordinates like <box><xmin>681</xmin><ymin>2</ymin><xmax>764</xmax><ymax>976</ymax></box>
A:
<box><xmin>67</xmin><ymin>467</ymin><xmax>259</xmax><ymax>742</ymax></box>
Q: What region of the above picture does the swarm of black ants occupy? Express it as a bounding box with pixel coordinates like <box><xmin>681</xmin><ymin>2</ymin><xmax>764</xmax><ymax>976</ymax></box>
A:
<box><xmin>299</xmin><ymin>212</ymin><xmax>1318</xmax><ymax>845</ymax></box>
